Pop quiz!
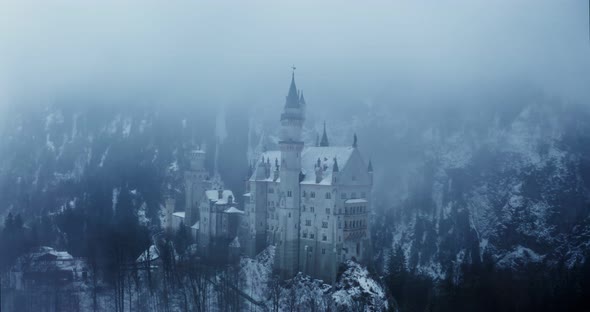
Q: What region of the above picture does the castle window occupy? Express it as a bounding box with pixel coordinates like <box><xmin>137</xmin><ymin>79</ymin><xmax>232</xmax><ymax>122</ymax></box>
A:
<box><xmin>310</xmin><ymin>233</ymin><xmax>315</xmax><ymax>239</ymax></box>
<box><xmin>303</xmin><ymin>232</ymin><xmax>307</xmax><ymax>238</ymax></box>
<box><xmin>305</xmin><ymin>220</ymin><xmax>311</xmax><ymax>226</ymax></box>
<box><xmin>322</xmin><ymin>221</ymin><xmax>328</xmax><ymax>228</ymax></box>
<box><xmin>326</xmin><ymin>208</ymin><xmax>330</xmax><ymax>215</ymax></box>
<box><xmin>322</xmin><ymin>248</ymin><xmax>326</xmax><ymax>255</ymax></box>
<box><xmin>310</xmin><ymin>207</ymin><xmax>315</xmax><ymax>213</ymax></box>
<box><xmin>325</xmin><ymin>193</ymin><xmax>331</xmax><ymax>199</ymax></box>
<box><xmin>310</xmin><ymin>192</ymin><xmax>316</xmax><ymax>198</ymax></box>
<box><xmin>287</xmin><ymin>191</ymin><xmax>292</xmax><ymax>197</ymax></box>
<box><xmin>338</xmin><ymin>221</ymin><xmax>341</xmax><ymax>229</ymax></box>
<box><xmin>269</xmin><ymin>188</ymin><xmax>274</xmax><ymax>194</ymax></box>
<box><xmin>288</xmin><ymin>212</ymin><xmax>291</xmax><ymax>218</ymax></box>
<box><xmin>339</xmin><ymin>208</ymin><xmax>342</xmax><ymax>214</ymax></box>
<box><xmin>322</xmin><ymin>235</ymin><xmax>327</xmax><ymax>241</ymax></box>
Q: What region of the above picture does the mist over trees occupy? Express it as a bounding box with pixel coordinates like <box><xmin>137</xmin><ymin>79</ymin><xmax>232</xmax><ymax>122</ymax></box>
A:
<box><xmin>1</xmin><ymin>1</ymin><xmax>590</xmax><ymax>311</ymax></box>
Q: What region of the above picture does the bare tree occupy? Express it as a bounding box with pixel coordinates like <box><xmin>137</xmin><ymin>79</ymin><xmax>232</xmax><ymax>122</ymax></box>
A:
<box><xmin>268</xmin><ymin>277</ymin><xmax>281</xmax><ymax>312</ymax></box>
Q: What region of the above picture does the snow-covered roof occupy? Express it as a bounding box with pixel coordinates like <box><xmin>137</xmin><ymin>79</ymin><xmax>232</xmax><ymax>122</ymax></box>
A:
<box><xmin>252</xmin><ymin>146</ymin><xmax>356</xmax><ymax>185</ymax></box>
<box><xmin>224</xmin><ymin>207</ymin><xmax>245</xmax><ymax>214</ymax></box>
<box><xmin>229</xmin><ymin>236</ymin><xmax>240</xmax><ymax>248</ymax></box>
<box><xmin>205</xmin><ymin>190</ymin><xmax>235</xmax><ymax>205</ymax></box>
<box><xmin>14</xmin><ymin>247</ymin><xmax>82</xmax><ymax>272</ymax></box>
<box><xmin>136</xmin><ymin>245</ymin><xmax>160</xmax><ymax>263</ymax></box>
<box><xmin>345</xmin><ymin>199</ymin><xmax>368</xmax><ymax>204</ymax></box>
<box><xmin>191</xmin><ymin>221</ymin><xmax>200</xmax><ymax>230</ymax></box>
<box><xmin>173</xmin><ymin>212</ymin><xmax>185</xmax><ymax>219</ymax></box>
<box><xmin>30</xmin><ymin>247</ymin><xmax>73</xmax><ymax>261</ymax></box>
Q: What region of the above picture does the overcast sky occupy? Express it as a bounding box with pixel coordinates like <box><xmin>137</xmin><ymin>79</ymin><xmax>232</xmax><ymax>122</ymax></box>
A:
<box><xmin>0</xmin><ymin>0</ymin><xmax>588</xmax><ymax>117</ymax></box>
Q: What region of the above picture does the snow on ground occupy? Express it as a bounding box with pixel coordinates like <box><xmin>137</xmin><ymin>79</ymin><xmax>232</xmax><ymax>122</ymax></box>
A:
<box><xmin>122</xmin><ymin>117</ymin><xmax>133</xmax><ymax>137</ymax></box>
<box><xmin>332</xmin><ymin>260</ymin><xmax>388</xmax><ymax>311</ymax></box>
<box><xmin>496</xmin><ymin>246</ymin><xmax>545</xmax><ymax>269</ymax></box>
<box><xmin>99</xmin><ymin>146</ymin><xmax>110</xmax><ymax>167</ymax></box>
<box><xmin>238</xmin><ymin>248</ymin><xmax>387</xmax><ymax>311</ymax></box>
<box><xmin>137</xmin><ymin>202</ymin><xmax>149</xmax><ymax>226</ymax></box>
<box><xmin>239</xmin><ymin>246</ymin><xmax>274</xmax><ymax>303</ymax></box>
<box><xmin>111</xmin><ymin>187</ymin><xmax>119</xmax><ymax>213</ymax></box>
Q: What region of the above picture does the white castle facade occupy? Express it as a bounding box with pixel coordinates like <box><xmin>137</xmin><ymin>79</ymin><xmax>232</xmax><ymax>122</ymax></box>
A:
<box><xmin>243</xmin><ymin>72</ymin><xmax>373</xmax><ymax>283</ymax></box>
<box><xmin>167</xmin><ymin>72</ymin><xmax>373</xmax><ymax>283</ymax></box>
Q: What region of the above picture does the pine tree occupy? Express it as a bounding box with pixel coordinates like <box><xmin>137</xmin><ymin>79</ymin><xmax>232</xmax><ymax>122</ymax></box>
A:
<box><xmin>387</xmin><ymin>245</ymin><xmax>407</xmax><ymax>309</ymax></box>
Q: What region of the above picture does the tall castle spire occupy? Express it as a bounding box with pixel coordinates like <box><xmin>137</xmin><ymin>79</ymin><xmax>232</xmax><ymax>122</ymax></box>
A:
<box><xmin>285</xmin><ymin>67</ymin><xmax>300</xmax><ymax>108</ymax></box>
<box><xmin>320</xmin><ymin>121</ymin><xmax>329</xmax><ymax>147</ymax></box>
<box><xmin>276</xmin><ymin>67</ymin><xmax>305</xmax><ymax>279</ymax></box>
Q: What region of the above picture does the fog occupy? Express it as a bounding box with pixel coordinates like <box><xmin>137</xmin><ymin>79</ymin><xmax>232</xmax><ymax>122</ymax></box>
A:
<box><xmin>0</xmin><ymin>0</ymin><xmax>588</xmax><ymax>120</ymax></box>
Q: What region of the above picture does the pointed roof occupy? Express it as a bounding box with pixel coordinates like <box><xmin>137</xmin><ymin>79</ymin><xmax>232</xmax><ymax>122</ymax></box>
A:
<box><xmin>285</xmin><ymin>71</ymin><xmax>300</xmax><ymax>108</ymax></box>
<box><xmin>333</xmin><ymin>157</ymin><xmax>339</xmax><ymax>172</ymax></box>
<box><xmin>320</xmin><ymin>121</ymin><xmax>329</xmax><ymax>147</ymax></box>
<box><xmin>250</xmin><ymin>146</ymin><xmax>369</xmax><ymax>185</ymax></box>
<box><xmin>352</xmin><ymin>133</ymin><xmax>358</xmax><ymax>148</ymax></box>
<box><xmin>247</xmin><ymin>163</ymin><xmax>253</xmax><ymax>178</ymax></box>
<box><xmin>299</xmin><ymin>91</ymin><xmax>306</xmax><ymax>105</ymax></box>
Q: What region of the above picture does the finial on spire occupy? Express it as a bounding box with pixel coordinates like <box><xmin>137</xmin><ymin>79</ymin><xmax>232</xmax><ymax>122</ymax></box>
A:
<box><xmin>353</xmin><ymin>133</ymin><xmax>358</xmax><ymax>148</ymax></box>
<box><xmin>320</xmin><ymin>121</ymin><xmax>330</xmax><ymax>147</ymax></box>
<box><xmin>333</xmin><ymin>157</ymin><xmax>339</xmax><ymax>172</ymax></box>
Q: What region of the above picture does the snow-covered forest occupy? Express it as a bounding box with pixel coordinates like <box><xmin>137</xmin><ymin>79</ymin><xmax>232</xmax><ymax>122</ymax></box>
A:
<box><xmin>1</xmin><ymin>1</ymin><xmax>590</xmax><ymax>311</ymax></box>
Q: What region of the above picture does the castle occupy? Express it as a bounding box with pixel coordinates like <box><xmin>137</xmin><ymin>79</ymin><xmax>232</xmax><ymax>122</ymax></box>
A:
<box><xmin>167</xmin><ymin>149</ymin><xmax>243</xmax><ymax>262</ymax></box>
<box><xmin>168</xmin><ymin>71</ymin><xmax>373</xmax><ymax>283</ymax></box>
<box><xmin>243</xmin><ymin>71</ymin><xmax>373</xmax><ymax>283</ymax></box>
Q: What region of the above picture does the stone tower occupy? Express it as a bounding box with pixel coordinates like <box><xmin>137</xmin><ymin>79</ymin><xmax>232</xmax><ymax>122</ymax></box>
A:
<box><xmin>275</xmin><ymin>70</ymin><xmax>305</xmax><ymax>279</ymax></box>
<box><xmin>184</xmin><ymin>149</ymin><xmax>208</xmax><ymax>227</ymax></box>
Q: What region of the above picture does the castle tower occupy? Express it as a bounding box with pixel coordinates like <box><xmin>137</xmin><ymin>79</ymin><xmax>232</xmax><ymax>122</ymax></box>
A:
<box><xmin>165</xmin><ymin>197</ymin><xmax>176</xmax><ymax>231</ymax></box>
<box><xmin>184</xmin><ymin>149</ymin><xmax>208</xmax><ymax>227</ymax></box>
<box><xmin>275</xmin><ymin>69</ymin><xmax>305</xmax><ymax>279</ymax></box>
